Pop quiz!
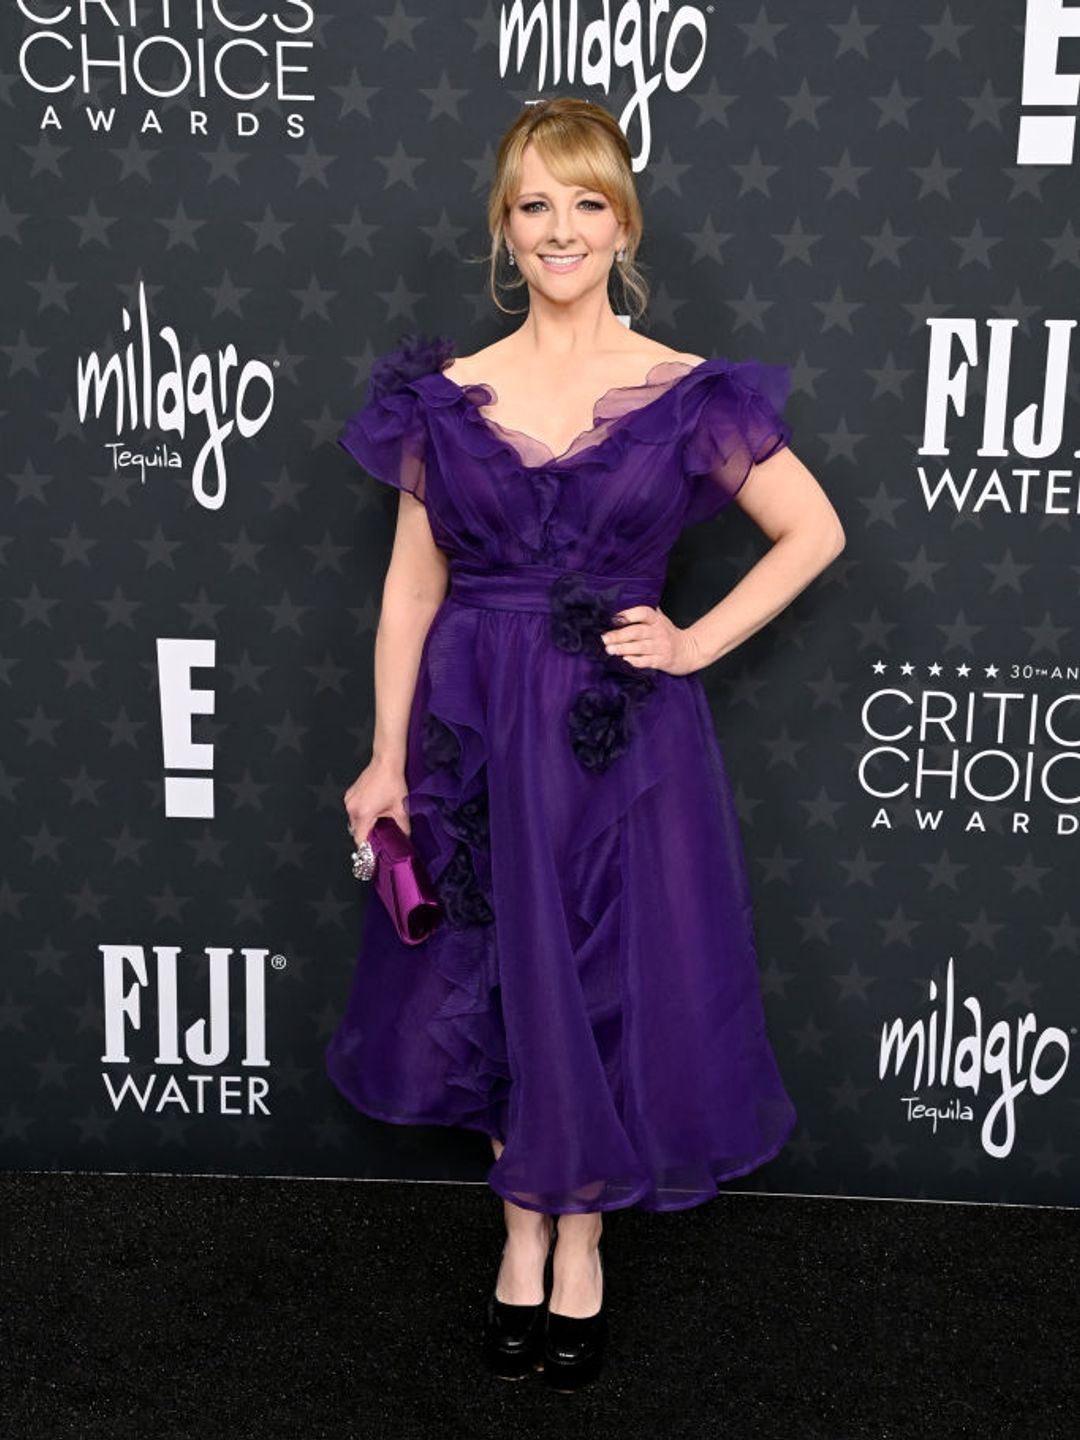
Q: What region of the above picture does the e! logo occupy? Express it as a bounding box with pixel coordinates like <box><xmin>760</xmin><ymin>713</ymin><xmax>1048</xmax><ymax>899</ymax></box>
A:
<box><xmin>1017</xmin><ymin>0</ymin><xmax>1080</xmax><ymax>164</ymax></box>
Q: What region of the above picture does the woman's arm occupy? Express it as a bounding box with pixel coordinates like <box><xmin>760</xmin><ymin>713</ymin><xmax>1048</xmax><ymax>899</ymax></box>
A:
<box><xmin>369</xmin><ymin>492</ymin><xmax>450</xmax><ymax>767</ymax></box>
<box><xmin>684</xmin><ymin>446</ymin><xmax>845</xmax><ymax>670</ymax></box>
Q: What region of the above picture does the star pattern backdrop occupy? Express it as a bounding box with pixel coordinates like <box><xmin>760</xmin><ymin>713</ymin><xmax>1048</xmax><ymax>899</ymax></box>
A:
<box><xmin>2</xmin><ymin>2</ymin><xmax>1078</xmax><ymax>1206</ymax></box>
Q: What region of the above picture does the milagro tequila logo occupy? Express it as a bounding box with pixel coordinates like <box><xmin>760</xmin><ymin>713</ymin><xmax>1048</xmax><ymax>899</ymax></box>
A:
<box><xmin>100</xmin><ymin>944</ymin><xmax>283</xmax><ymax>1116</ymax></box>
<box><xmin>878</xmin><ymin>957</ymin><xmax>1071</xmax><ymax>1158</ymax></box>
<box><xmin>500</xmin><ymin>0</ymin><xmax>709</xmax><ymax>169</ymax></box>
<box><xmin>76</xmin><ymin>279</ymin><xmax>275</xmax><ymax>510</ymax></box>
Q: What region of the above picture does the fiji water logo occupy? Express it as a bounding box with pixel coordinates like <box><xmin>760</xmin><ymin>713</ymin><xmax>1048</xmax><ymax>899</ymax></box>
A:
<box><xmin>76</xmin><ymin>279</ymin><xmax>274</xmax><ymax>510</ymax></box>
<box><xmin>499</xmin><ymin>2</ymin><xmax>710</xmax><ymax>169</ymax></box>
<box><xmin>878</xmin><ymin>957</ymin><xmax>1071</xmax><ymax>1158</ymax></box>
<box><xmin>100</xmin><ymin>944</ymin><xmax>284</xmax><ymax>1116</ymax></box>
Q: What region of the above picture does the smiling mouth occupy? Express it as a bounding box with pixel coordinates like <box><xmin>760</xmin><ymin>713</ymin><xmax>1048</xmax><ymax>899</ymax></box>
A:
<box><xmin>539</xmin><ymin>254</ymin><xmax>586</xmax><ymax>267</ymax></box>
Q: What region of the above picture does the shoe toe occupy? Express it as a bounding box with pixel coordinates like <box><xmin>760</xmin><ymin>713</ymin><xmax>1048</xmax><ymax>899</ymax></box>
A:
<box><xmin>541</xmin><ymin>1306</ymin><xmax>607</xmax><ymax>1390</ymax></box>
<box><xmin>482</xmin><ymin>1293</ymin><xmax>548</xmax><ymax>1379</ymax></box>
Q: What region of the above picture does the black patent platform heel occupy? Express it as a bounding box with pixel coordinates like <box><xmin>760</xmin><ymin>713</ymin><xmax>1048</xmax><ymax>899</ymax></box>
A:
<box><xmin>542</xmin><ymin>1241</ymin><xmax>606</xmax><ymax>1392</ymax></box>
<box><xmin>481</xmin><ymin>1218</ymin><xmax>556</xmax><ymax>1380</ymax></box>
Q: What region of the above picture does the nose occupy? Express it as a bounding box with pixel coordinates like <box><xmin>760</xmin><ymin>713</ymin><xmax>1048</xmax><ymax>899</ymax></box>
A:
<box><xmin>546</xmin><ymin>210</ymin><xmax>582</xmax><ymax>246</ymax></box>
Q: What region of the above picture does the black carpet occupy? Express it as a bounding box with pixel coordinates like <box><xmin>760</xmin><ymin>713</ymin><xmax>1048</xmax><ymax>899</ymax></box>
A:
<box><xmin>1</xmin><ymin>1173</ymin><xmax>1075</xmax><ymax>1439</ymax></box>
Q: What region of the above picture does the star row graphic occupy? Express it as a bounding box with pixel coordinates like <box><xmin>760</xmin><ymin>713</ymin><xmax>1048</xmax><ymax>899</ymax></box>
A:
<box><xmin>870</xmin><ymin>659</ymin><xmax>1078</xmax><ymax>677</ymax></box>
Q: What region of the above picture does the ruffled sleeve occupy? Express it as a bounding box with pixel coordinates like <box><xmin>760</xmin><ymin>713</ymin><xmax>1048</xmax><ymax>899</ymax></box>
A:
<box><xmin>681</xmin><ymin>359</ymin><xmax>792</xmax><ymax>527</ymax></box>
<box><xmin>338</xmin><ymin>331</ymin><xmax>456</xmax><ymax>505</ymax></box>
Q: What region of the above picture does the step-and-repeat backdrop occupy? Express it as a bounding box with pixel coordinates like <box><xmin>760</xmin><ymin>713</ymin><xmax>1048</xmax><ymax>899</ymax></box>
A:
<box><xmin>3</xmin><ymin>3</ymin><xmax>1077</xmax><ymax>1206</ymax></box>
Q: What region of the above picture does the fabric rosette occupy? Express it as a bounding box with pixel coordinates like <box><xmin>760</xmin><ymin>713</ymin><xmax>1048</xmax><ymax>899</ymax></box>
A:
<box><xmin>549</xmin><ymin>571</ymin><xmax>659</xmax><ymax>773</ymax></box>
<box><xmin>368</xmin><ymin>331</ymin><xmax>456</xmax><ymax>400</ymax></box>
<box><xmin>418</xmin><ymin>711</ymin><xmax>494</xmax><ymax>929</ymax></box>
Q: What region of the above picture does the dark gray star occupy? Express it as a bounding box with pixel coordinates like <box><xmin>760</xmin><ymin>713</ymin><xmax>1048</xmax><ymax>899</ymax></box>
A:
<box><xmin>688</xmin><ymin>79</ymin><xmax>738</xmax><ymax>129</ymax></box>
<box><xmin>376</xmin><ymin>1</ymin><xmax>427</xmax><ymax>49</ymax></box>
<box><xmin>158</xmin><ymin>201</ymin><xmax>206</xmax><ymax>250</ymax></box>
<box><xmin>757</xmin><ymin>844</ymin><xmax>801</xmax><ymax>885</ymax></box>
<box><xmin>97</xmin><ymin>587</ymin><xmax>141</xmax><ymax>628</ymax></box>
<box><xmin>70</xmin><ymin>197</ymin><xmax>118</xmax><ymax>247</ymax></box>
<box><xmin>779</xmin><ymin>77</ymin><xmax>829</xmax><ymax>130</ymax></box>
<box><xmin>67</xmin><ymin>875</ymin><xmax>107</xmax><ymax>921</ymax></box>
<box><xmin>29</xmin><ymin>265</ymin><xmax>78</xmax><ymax>311</ymax></box>
<box><xmin>831</xmin><ymin>9</ymin><xmax>880</xmax><ymax>58</ymax></box>
<box><xmin>760</xmin><ymin>956</ymin><xmax>794</xmax><ymax>1002</ymax></box>
<box><xmin>828</xmin><ymin>1074</ymin><xmax>871</xmax><ymax>1112</ymax></box>
<box><xmin>878</xmin><ymin>906</ymin><xmax>921</xmax><ymax>947</ymax></box>
<box><xmin>377</xmin><ymin>273</ymin><xmax>425</xmax><ymax>323</ymax></box>
<box><xmin>795</xmin><ymin>903</ymin><xmax>842</xmax><ymax>944</ymax></box>
<box><xmin>737</xmin><ymin>7</ymin><xmax>787</xmax><ymax>56</ymax></box>
<box><xmin>921</xmin><ymin>851</ymin><xmax>968</xmax><ymax>891</ymax></box>
<box><xmin>0</xmin><ymin>880</ymin><xmax>28</xmax><ymax>921</ymax></box>
<box><xmin>833</xmin><ymin>964</ymin><xmax>876</xmax><ymax>1003</ymax></box>
<box><xmin>9</xmin><ymin>460</ymin><xmax>51</xmax><ymax>505</ymax></box>
<box><xmin>73</xmin><ymin>1107</ymin><xmax>114</xmax><ymax>1144</ymax></box>
<box><xmin>288</xmin><ymin>138</ymin><xmax>335</xmax><ymax>189</ymax></box>
<box><xmin>953</xmin><ymin>220</ymin><xmax>1003</xmax><ymax>270</ymax></box>
<box><xmin>226</xmin><ymin>772</ymin><xmax>272</xmax><ymax>811</ymax></box>
<box><xmin>1045</xmin><ymin>914</ymin><xmax>1080</xmax><ymax>954</ymax></box>
<box><xmin>1027</xmin><ymin>1137</ymin><xmax>1067</xmax><ymax>1178</ymax></box>
<box><xmin>198</xmin><ymin>134</ymin><xmax>247</xmax><ymax>185</ymax></box>
<box><xmin>262</xmin><ymin>465</ymin><xmax>308</xmax><ymax>511</ymax></box>
<box><xmin>333</xmin><ymin>71</ymin><xmax>380</xmax><ymax>120</ymax></box>
<box><xmin>60</xmin><ymin>766</ymin><xmax>106</xmax><ymax>806</ymax></box>
<box><xmin>865</xmin><ymin>1131</ymin><xmax>907</xmax><ymax>1171</ymax></box>
<box><xmin>800</xmin><ymin>786</ymin><xmax>846</xmax><ymax>829</ymax></box>
<box><xmin>959</xmin><ymin>909</ymin><xmax>1006</xmax><ymax>951</ymax></box>
<box><xmin>104</xmin><ymin>825</ymin><xmax>150</xmax><ymax>866</ymax></box>
<box><xmin>961</xmin><ymin>79</ymin><xmax>1011</xmax><ymax>132</ymax></box>
<box><xmin>1025</xmin><ymin>612</ymin><xmax>1069</xmax><ymax>655</ymax></box>
<box><xmin>266</xmin><ymin>712</ymin><xmax>309</xmax><ymax>754</ymax></box>
<box><xmin>102</xmin><ymin>706</ymin><xmax>147</xmax><ymax>748</ymax></box>
<box><xmin>1044</xmin><ymin>220</ymin><xmax>1080</xmax><ymax>269</ymax></box>
<box><xmin>18</xmin><ymin>706</ymin><xmax>62</xmax><ymax>746</ymax></box>
<box><xmin>791</xmin><ymin>1015</ymin><xmax>830</xmax><ymax>1056</ymax></box>
<box><xmin>910</xmin><ymin>149</ymin><xmax>962</xmax><ymax>199</ymax></box>
<box><xmin>820</xmin><ymin>146</ymin><xmax>872</xmax><ymax>199</ymax></box>
<box><xmin>187</xmin><ymin>831</ymin><xmax>229</xmax><ymax>868</ymax></box>
<box><xmin>24</xmin><ymin>822</ymin><xmax>65</xmax><ymax>864</ymax></box>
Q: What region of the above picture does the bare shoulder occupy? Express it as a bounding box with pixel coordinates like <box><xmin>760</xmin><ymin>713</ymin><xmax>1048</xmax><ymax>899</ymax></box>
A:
<box><xmin>615</xmin><ymin>340</ymin><xmax>709</xmax><ymax>372</ymax></box>
<box><xmin>441</xmin><ymin>339</ymin><xmax>514</xmax><ymax>387</ymax></box>
<box><xmin>641</xmin><ymin>345</ymin><xmax>708</xmax><ymax>367</ymax></box>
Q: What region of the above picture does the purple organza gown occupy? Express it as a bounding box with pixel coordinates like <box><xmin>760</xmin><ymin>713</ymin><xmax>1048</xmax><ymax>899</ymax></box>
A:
<box><xmin>325</xmin><ymin>332</ymin><xmax>798</xmax><ymax>1214</ymax></box>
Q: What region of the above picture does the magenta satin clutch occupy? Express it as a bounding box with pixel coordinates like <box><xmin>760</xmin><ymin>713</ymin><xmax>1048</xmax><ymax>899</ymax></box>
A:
<box><xmin>367</xmin><ymin>816</ymin><xmax>442</xmax><ymax>945</ymax></box>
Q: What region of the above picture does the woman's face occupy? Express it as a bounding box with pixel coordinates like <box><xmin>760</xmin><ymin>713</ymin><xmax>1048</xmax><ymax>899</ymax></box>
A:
<box><xmin>504</xmin><ymin>143</ymin><xmax>626</xmax><ymax>301</ymax></box>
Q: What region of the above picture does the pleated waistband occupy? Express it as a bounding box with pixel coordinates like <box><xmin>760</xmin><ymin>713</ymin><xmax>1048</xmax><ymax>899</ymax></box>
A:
<box><xmin>447</xmin><ymin>561</ymin><xmax>664</xmax><ymax>614</ymax></box>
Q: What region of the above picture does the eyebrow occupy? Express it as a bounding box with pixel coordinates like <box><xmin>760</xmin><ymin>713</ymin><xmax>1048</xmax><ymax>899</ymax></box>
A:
<box><xmin>517</xmin><ymin>188</ymin><xmax>598</xmax><ymax>199</ymax></box>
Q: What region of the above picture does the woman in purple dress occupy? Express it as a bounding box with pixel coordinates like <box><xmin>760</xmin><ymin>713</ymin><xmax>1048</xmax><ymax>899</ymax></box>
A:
<box><xmin>328</xmin><ymin>96</ymin><xmax>844</xmax><ymax>1391</ymax></box>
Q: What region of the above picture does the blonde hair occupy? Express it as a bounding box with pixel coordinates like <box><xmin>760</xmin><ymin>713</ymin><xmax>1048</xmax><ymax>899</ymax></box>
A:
<box><xmin>481</xmin><ymin>96</ymin><xmax>649</xmax><ymax>321</ymax></box>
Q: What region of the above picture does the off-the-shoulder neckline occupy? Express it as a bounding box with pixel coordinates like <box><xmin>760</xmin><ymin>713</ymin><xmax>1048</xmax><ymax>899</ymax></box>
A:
<box><xmin>429</xmin><ymin>353</ymin><xmax>720</xmax><ymax>469</ymax></box>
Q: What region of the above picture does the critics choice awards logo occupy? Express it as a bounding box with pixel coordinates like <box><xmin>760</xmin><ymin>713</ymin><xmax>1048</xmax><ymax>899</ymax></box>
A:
<box><xmin>858</xmin><ymin>662</ymin><xmax>1080</xmax><ymax>835</ymax></box>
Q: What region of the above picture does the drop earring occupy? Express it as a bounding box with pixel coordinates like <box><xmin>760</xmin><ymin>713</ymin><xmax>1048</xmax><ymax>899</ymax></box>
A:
<box><xmin>615</xmin><ymin>246</ymin><xmax>626</xmax><ymax>262</ymax></box>
<box><xmin>507</xmin><ymin>246</ymin><xmax>516</xmax><ymax>267</ymax></box>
